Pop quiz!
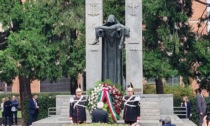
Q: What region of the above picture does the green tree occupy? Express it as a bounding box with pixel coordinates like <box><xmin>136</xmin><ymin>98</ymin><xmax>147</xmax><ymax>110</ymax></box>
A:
<box><xmin>143</xmin><ymin>0</ymin><xmax>194</xmax><ymax>93</ymax></box>
<box><xmin>103</xmin><ymin>0</ymin><xmax>125</xmax><ymax>24</ymax></box>
<box><xmin>0</xmin><ymin>0</ymin><xmax>85</xmax><ymax>125</ymax></box>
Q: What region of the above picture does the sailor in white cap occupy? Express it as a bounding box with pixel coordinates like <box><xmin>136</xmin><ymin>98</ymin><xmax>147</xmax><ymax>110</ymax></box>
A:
<box><xmin>69</xmin><ymin>88</ymin><xmax>87</xmax><ymax>124</ymax></box>
<box><xmin>123</xmin><ymin>84</ymin><xmax>140</xmax><ymax>125</ymax></box>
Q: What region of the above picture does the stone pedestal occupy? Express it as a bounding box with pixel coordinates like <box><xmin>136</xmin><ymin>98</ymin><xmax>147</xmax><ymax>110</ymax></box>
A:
<box><xmin>85</xmin><ymin>0</ymin><xmax>103</xmax><ymax>90</ymax></box>
<box><xmin>125</xmin><ymin>0</ymin><xmax>143</xmax><ymax>92</ymax></box>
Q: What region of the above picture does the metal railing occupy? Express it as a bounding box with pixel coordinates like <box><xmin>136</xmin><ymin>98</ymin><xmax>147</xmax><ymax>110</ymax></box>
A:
<box><xmin>174</xmin><ymin>107</ymin><xmax>188</xmax><ymax>118</ymax></box>
<box><xmin>48</xmin><ymin>107</ymin><xmax>56</xmax><ymax>117</ymax></box>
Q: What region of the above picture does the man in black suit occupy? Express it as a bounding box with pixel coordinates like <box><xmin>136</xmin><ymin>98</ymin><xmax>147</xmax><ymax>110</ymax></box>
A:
<box><xmin>92</xmin><ymin>102</ymin><xmax>108</xmax><ymax>123</ymax></box>
<box><xmin>196</xmin><ymin>89</ymin><xmax>207</xmax><ymax>126</ymax></box>
<box><xmin>29</xmin><ymin>94</ymin><xmax>39</xmax><ymax>126</ymax></box>
<box><xmin>4</xmin><ymin>97</ymin><xmax>12</xmax><ymax>126</ymax></box>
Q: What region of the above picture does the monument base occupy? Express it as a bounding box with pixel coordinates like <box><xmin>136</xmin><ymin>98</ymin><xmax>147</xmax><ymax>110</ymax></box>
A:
<box><xmin>32</xmin><ymin>95</ymin><xmax>197</xmax><ymax>126</ymax></box>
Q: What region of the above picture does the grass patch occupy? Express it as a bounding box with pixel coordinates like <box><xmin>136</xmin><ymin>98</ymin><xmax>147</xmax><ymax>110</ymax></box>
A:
<box><xmin>0</xmin><ymin>111</ymin><xmax>22</xmax><ymax>118</ymax></box>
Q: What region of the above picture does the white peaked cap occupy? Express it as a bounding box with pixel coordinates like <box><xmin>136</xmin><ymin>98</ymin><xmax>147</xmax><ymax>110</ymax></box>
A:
<box><xmin>76</xmin><ymin>88</ymin><xmax>82</xmax><ymax>92</ymax></box>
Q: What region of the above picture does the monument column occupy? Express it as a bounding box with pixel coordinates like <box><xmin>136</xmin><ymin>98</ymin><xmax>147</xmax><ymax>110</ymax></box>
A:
<box><xmin>85</xmin><ymin>0</ymin><xmax>103</xmax><ymax>89</ymax></box>
<box><xmin>125</xmin><ymin>0</ymin><xmax>143</xmax><ymax>93</ymax></box>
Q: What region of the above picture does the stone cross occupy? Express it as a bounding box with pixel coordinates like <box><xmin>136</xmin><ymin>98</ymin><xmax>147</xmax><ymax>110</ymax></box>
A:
<box><xmin>88</xmin><ymin>3</ymin><xmax>100</xmax><ymax>16</ymax></box>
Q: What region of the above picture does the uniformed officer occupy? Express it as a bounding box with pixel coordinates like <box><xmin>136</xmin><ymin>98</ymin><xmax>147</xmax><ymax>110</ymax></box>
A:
<box><xmin>69</xmin><ymin>88</ymin><xmax>87</xmax><ymax>124</ymax></box>
<box><xmin>123</xmin><ymin>86</ymin><xmax>140</xmax><ymax>125</ymax></box>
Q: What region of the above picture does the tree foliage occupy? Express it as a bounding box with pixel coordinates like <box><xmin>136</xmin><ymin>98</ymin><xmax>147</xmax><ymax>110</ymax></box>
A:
<box><xmin>0</xmin><ymin>0</ymin><xmax>85</xmax><ymax>83</ymax></box>
<box><xmin>143</xmin><ymin>0</ymin><xmax>194</xmax><ymax>93</ymax></box>
<box><xmin>0</xmin><ymin>0</ymin><xmax>85</xmax><ymax>125</ymax></box>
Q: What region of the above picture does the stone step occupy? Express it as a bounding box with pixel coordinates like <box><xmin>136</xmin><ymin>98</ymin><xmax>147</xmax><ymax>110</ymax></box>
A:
<box><xmin>60</xmin><ymin>113</ymin><xmax>69</xmax><ymax>116</ymax></box>
<box><xmin>62</xmin><ymin>102</ymin><xmax>69</xmax><ymax>106</ymax></box>
<box><xmin>141</xmin><ymin>112</ymin><xmax>160</xmax><ymax>116</ymax></box>
<box><xmin>141</xmin><ymin>102</ymin><xmax>159</xmax><ymax>105</ymax></box>
<box><xmin>141</xmin><ymin>109</ymin><xmax>160</xmax><ymax>113</ymax></box>
<box><xmin>61</xmin><ymin>109</ymin><xmax>69</xmax><ymax>113</ymax></box>
<box><xmin>139</xmin><ymin>120</ymin><xmax>160</xmax><ymax>126</ymax></box>
<box><xmin>141</xmin><ymin>116</ymin><xmax>160</xmax><ymax>120</ymax></box>
<box><xmin>61</xmin><ymin>106</ymin><xmax>69</xmax><ymax>109</ymax></box>
<box><xmin>141</xmin><ymin>105</ymin><xmax>160</xmax><ymax>109</ymax></box>
<box><xmin>58</xmin><ymin>117</ymin><xmax>70</xmax><ymax>121</ymax></box>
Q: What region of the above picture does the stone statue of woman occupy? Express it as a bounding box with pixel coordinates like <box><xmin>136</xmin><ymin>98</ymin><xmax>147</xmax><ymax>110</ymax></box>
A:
<box><xmin>92</xmin><ymin>14</ymin><xmax>130</xmax><ymax>85</ymax></box>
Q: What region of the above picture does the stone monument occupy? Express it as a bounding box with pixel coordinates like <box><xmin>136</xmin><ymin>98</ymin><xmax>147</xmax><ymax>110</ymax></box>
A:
<box><xmin>85</xmin><ymin>0</ymin><xmax>143</xmax><ymax>92</ymax></box>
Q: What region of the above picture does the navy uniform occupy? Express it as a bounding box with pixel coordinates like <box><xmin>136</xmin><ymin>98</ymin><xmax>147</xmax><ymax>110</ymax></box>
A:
<box><xmin>123</xmin><ymin>87</ymin><xmax>140</xmax><ymax>125</ymax></box>
<box><xmin>69</xmin><ymin>88</ymin><xmax>87</xmax><ymax>124</ymax></box>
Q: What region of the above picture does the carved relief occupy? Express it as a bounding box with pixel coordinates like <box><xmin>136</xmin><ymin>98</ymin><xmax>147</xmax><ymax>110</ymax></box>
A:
<box><xmin>88</xmin><ymin>3</ymin><xmax>100</xmax><ymax>16</ymax></box>
<box><xmin>127</xmin><ymin>3</ymin><xmax>140</xmax><ymax>16</ymax></box>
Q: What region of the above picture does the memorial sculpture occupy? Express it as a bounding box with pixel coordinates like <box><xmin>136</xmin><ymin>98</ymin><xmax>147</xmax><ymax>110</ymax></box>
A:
<box><xmin>93</xmin><ymin>14</ymin><xmax>130</xmax><ymax>85</ymax></box>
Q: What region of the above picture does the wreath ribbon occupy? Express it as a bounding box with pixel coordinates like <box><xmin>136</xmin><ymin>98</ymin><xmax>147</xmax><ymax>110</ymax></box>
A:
<box><xmin>98</xmin><ymin>87</ymin><xmax>119</xmax><ymax>122</ymax></box>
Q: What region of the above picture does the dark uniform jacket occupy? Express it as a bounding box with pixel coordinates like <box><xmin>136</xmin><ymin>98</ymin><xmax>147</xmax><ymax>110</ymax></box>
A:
<box><xmin>4</xmin><ymin>100</ymin><xmax>12</xmax><ymax>117</ymax></box>
<box><xmin>69</xmin><ymin>96</ymin><xmax>87</xmax><ymax>123</ymax></box>
<box><xmin>92</xmin><ymin>109</ymin><xmax>108</xmax><ymax>123</ymax></box>
<box><xmin>123</xmin><ymin>95</ymin><xmax>140</xmax><ymax>121</ymax></box>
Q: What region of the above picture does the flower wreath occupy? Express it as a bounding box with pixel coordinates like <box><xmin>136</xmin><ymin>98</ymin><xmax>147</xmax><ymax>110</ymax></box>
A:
<box><xmin>88</xmin><ymin>82</ymin><xmax>123</xmax><ymax>122</ymax></box>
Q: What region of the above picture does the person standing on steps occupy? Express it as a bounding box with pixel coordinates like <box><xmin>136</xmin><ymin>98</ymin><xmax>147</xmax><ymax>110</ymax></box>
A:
<box><xmin>123</xmin><ymin>85</ymin><xmax>140</xmax><ymax>125</ymax></box>
<box><xmin>69</xmin><ymin>88</ymin><xmax>87</xmax><ymax>124</ymax></box>
<box><xmin>29</xmin><ymin>94</ymin><xmax>39</xmax><ymax>126</ymax></box>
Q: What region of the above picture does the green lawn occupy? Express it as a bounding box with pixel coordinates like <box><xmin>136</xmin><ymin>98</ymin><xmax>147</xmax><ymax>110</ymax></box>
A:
<box><xmin>0</xmin><ymin>111</ymin><xmax>22</xmax><ymax>118</ymax></box>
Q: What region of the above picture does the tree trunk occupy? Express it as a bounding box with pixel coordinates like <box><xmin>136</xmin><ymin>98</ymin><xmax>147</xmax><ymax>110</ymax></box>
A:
<box><xmin>155</xmin><ymin>78</ymin><xmax>164</xmax><ymax>94</ymax></box>
<box><xmin>19</xmin><ymin>76</ymin><xmax>32</xmax><ymax>126</ymax></box>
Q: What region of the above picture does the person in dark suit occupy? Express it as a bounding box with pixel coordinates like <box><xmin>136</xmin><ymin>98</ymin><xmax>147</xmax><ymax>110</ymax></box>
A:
<box><xmin>196</xmin><ymin>89</ymin><xmax>207</xmax><ymax>126</ymax></box>
<box><xmin>123</xmin><ymin>86</ymin><xmax>140</xmax><ymax>125</ymax></box>
<box><xmin>4</xmin><ymin>97</ymin><xmax>12</xmax><ymax>126</ymax></box>
<box><xmin>11</xmin><ymin>95</ymin><xmax>19</xmax><ymax>125</ymax></box>
<box><xmin>181</xmin><ymin>96</ymin><xmax>192</xmax><ymax>119</ymax></box>
<box><xmin>69</xmin><ymin>88</ymin><xmax>87</xmax><ymax>124</ymax></box>
<box><xmin>29</xmin><ymin>94</ymin><xmax>39</xmax><ymax>126</ymax></box>
<box><xmin>162</xmin><ymin>116</ymin><xmax>176</xmax><ymax>126</ymax></box>
<box><xmin>92</xmin><ymin>102</ymin><xmax>108</xmax><ymax>123</ymax></box>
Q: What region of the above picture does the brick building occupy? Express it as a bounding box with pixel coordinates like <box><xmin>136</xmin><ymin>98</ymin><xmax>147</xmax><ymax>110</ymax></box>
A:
<box><xmin>189</xmin><ymin>0</ymin><xmax>208</xmax><ymax>36</ymax></box>
<box><xmin>188</xmin><ymin>0</ymin><xmax>208</xmax><ymax>91</ymax></box>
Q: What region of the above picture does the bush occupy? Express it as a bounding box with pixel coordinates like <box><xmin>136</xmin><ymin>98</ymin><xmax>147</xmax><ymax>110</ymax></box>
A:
<box><xmin>144</xmin><ymin>84</ymin><xmax>194</xmax><ymax>97</ymax></box>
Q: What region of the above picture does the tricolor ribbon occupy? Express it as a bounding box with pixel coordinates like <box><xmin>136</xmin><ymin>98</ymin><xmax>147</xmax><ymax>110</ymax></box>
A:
<box><xmin>98</xmin><ymin>87</ymin><xmax>119</xmax><ymax>122</ymax></box>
